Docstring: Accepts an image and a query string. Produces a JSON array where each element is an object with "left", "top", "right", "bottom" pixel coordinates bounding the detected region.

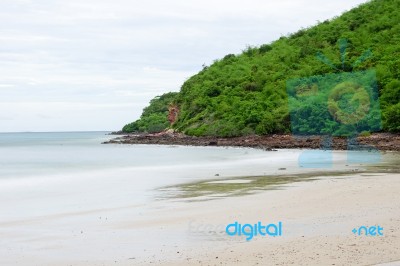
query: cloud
[{"left": 0, "top": 0, "right": 369, "bottom": 131}]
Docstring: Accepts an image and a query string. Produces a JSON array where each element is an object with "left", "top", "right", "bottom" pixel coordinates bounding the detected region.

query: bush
[{"left": 384, "top": 103, "right": 400, "bottom": 132}]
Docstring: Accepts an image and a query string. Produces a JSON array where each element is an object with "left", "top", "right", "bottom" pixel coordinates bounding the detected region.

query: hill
[{"left": 122, "top": 0, "right": 400, "bottom": 137}]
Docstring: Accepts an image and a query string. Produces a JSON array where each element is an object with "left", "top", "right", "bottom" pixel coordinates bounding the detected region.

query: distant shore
[{"left": 103, "top": 132, "right": 400, "bottom": 151}]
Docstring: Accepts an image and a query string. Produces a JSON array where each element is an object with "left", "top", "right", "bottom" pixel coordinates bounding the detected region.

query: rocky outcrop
[
  {"left": 168, "top": 104, "right": 179, "bottom": 125},
  {"left": 103, "top": 132, "right": 400, "bottom": 151}
]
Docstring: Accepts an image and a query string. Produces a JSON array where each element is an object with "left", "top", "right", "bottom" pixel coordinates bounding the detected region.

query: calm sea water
[
  {"left": 0, "top": 132, "right": 310, "bottom": 217},
  {"left": 0, "top": 132, "right": 372, "bottom": 200},
  {"left": 0, "top": 131, "right": 308, "bottom": 179},
  {"left": 0, "top": 131, "right": 351, "bottom": 219}
]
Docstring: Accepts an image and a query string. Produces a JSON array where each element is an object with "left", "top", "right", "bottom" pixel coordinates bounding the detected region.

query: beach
[
  {"left": 0, "top": 133, "right": 399, "bottom": 266},
  {"left": 155, "top": 172, "right": 400, "bottom": 266},
  {"left": 2, "top": 171, "right": 399, "bottom": 266}
]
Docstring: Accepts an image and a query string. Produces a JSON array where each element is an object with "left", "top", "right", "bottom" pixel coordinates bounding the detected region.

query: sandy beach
[
  {"left": 145, "top": 172, "right": 400, "bottom": 266},
  {"left": 4, "top": 171, "right": 398, "bottom": 266}
]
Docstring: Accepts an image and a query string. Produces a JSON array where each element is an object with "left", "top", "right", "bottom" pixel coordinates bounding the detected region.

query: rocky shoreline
[{"left": 103, "top": 131, "right": 400, "bottom": 151}]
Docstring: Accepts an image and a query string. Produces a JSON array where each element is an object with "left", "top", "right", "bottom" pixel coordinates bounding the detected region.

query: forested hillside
[{"left": 123, "top": 0, "right": 400, "bottom": 136}]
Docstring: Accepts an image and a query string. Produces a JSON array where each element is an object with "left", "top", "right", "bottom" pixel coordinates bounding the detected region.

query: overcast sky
[{"left": 0, "top": 0, "right": 368, "bottom": 132}]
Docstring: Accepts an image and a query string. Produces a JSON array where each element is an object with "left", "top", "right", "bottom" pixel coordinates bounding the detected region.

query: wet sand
[
  {"left": 2, "top": 171, "right": 398, "bottom": 266},
  {"left": 0, "top": 149, "right": 399, "bottom": 266},
  {"left": 149, "top": 172, "right": 400, "bottom": 266}
]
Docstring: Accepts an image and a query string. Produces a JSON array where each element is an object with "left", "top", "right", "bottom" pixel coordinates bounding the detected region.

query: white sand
[
  {"left": 143, "top": 173, "right": 400, "bottom": 266},
  {"left": 1, "top": 172, "right": 399, "bottom": 266}
]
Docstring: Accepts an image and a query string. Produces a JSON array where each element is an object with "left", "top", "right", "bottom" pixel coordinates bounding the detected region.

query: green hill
[{"left": 123, "top": 0, "right": 400, "bottom": 136}]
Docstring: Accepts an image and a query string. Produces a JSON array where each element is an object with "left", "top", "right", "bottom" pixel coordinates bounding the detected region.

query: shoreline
[
  {"left": 16, "top": 171, "right": 398, "bottom": 266},
  {"left": 103, "top": 132, "right": 400, "bottom": 151}
]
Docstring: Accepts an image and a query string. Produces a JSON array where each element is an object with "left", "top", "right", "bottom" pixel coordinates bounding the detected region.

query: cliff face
[{"left": 168, "top": 104, "right": 179, "bottom": 125}]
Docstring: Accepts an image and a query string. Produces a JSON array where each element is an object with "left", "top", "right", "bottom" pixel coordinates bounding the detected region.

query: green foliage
[
  {"left": 287, "top": 70, "right": 382, "bottom": 136},
  {"left": 123, "top": 0, "right": 400, "bottom": 136},
  {"left": 383, "top": 103, "right": 400, "bottom": 132},
  {"left": 380, "top": 79, "right": 400, "bottom": 107},
  {"left": 122, "top": 92, "right": 178, "bottom": 133}
]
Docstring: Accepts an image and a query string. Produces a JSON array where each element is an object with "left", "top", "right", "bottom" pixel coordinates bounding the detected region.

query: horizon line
[{"left": 0, "top": 130, "right": 113, "bottom": 134}]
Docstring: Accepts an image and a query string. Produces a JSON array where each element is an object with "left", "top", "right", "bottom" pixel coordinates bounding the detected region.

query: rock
[
  {"left": 102, "top": 132, "right": 400, "bottom": 151},
  {"left": 168, "top": 105, "right": 179, "bottom": 124}
]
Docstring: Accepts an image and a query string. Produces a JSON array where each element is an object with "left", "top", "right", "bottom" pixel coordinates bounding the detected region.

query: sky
[{"left": 0, "top": 0, "right": 369, "bottom": 132}]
